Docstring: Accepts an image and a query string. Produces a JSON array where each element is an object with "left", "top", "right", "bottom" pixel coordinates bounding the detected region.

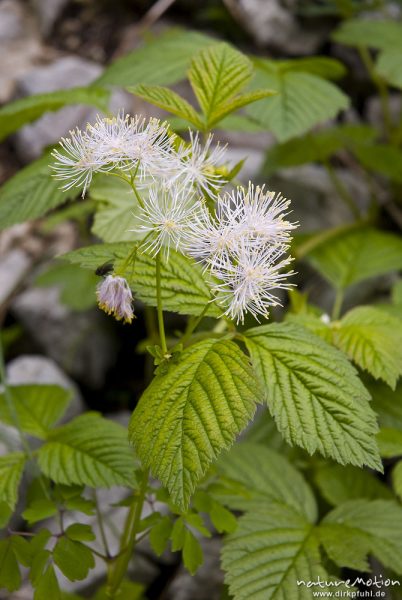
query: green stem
[
  {"left": 106, "top": 469, "right": 149, "bottom": 598},
  {"left": 179, "top": 304, "right": 210, "bottom": 347},
  {"left": 94, "top": 489, "right": 111, "bottom": 559},
  {"left": 323, "top": 161, "right": 361, "bottom": 219},
  {"left": 331, "top": 288, "right": 344, "bottom": 320},
  {"left": 155, "top": 253, "right": 168, "bottom": 355},
  {"left": 359, "top": 46, "right": 393, "bottom": 140}
]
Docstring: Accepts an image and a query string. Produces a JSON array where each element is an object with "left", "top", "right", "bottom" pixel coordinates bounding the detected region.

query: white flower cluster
[{"left": 53, "top": 112, "right": 297, "bottom": 324}]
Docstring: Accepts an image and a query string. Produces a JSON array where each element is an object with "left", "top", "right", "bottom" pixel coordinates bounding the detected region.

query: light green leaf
[
  {"left": 244, "top": 323, "right": 382, "bottom": 470},
  {"left": 129, "top": 84, "right": 203, "bottom": 128},
  {"left": 182, "top": 529, "right": 203, "bottom": 575},
  {"left": 0, "top": 384, "right": 71, "bottom": 439},
  {"left": 65, "top": 524, "right": 96, "bottom": 542},
  {"left": 62, "top": 241, "right": 133, "bottom": 270},
  {"left": 22, "top": 499, "right": 58, "bottom": 524},
  {"left": 332, "top": 19, "right": 402, "bottom": 50},
  {"left": 208, "top": 89, "right": 276, "bottom": 128},
  {"left": 38, "top": 413, "right": 137, "bottom": 488},
  {"left": 222, "top": 504, "right": 329, "bottom": 600},
  {"left": 34, "top": 564, "right": 61, "bottom": 600},
  {"left": 217, "top": 442, "right": 317, "bottom": 520},
  {"left": 322, "top": 499, "right": 402, "bottom": 574},
  {"left": 376, "top": 49, "right": 402, "bottom": 89},
  {"left": 129, "top": 338, "right": 262, "bottom": 509},
  {"left": 188, "top": 43, "right": 253, "bottom": 127},
  {"left": 248, "top": 59, "right": 349, "bottom": 141},
  {"left": 97, "top": 28, "right": 213, "bottom": 87},
  {"left": 392, "top": 461, "right": 402, "bottom": 500},
  {"left": 306, "top": 227, "right": 402, "bottom": 290},
  {"left": 53, "top": 537, "right": 95, "bottom": 581},
  {"left": 0, "top": 453, "right": 26, "bottom": 510},
  {"left": 392, "top": 280, "right": 402, "bottom": 305},
  {"left": 0, "top": 385, "right": 71, "bottom": 440},
  {"left": 353, "top": 143, "right": 402, "bottom": 183},
  {"left": 0, "top": 87, "right": 110, "bottom": 142},
  {"left": 36, "top": 263, "right": 99, "bottom": 311},
  {"left": 0, "top": 151, "right": 73, "bottom": 229},
  {"left": 314, "top": 464, "right": 392, "bottom": 506},
  {"left": 276, "top": 56, "right": 347, "bottom": 79},
  {"left": 333, "top": 306, "right": 402, "bottom": 388},
  {"left": 209, "top": 503, "right": 237, "bottom": 534},
  {"left": 377, "top": 428, "right": 402, "bottom": 458}
]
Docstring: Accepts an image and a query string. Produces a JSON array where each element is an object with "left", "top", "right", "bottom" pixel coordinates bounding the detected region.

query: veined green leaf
[
  {"left": 129, "top": 338, "right": 262, "bottom": 509},
  {"left": 0, "top": 453, "right": 26, "bottom": 510},
  {"left": 38, "top": 413, "right": 137, "bottom": 488},
  {"left": 369, "top": 379, "right": 402, "bottom": 430},
  {"left": 0, "top": 152, "right": 73, "bottom": 229},
  {"left": 392, "top": 461, "right": 402, "bottom": 500},
  {"left": 306, "top": 227, "right": 402, "bottom": 290},
  {"left": 244, "top": 323, "right": 382, "bottom": 470},
  {"left": 353, "top": 143, "right": 402, "bottom": 183},
  {"left": 248, "top": 59, "right": 349, "bottom": 141},
  {"left": 0, "top": 87, "right": 110, "bottom": 142},
  {"left": 36, "top": 263, "right": 99, "bottom": 311},
  {"left": 217, "top": 442, "right": 317, "bottom": 520},
  {"left": 188, "top": 43, "right": 253, "bottom": 127},
  {"left": 332, "top": 19, "right": 402, "bottom": 50},
  {"left": 333, "top": 306, "right": 402, "bottom": 388},
  {"left": 53, "top": 537, "right": 95, "bottom": 581},
  {"left": 129, "top": 84, "right": 203, "bottom": 128},
  {"left": 62, "top": 241, "right": 134, "bottom": 270},
  {"left": 0, "top": 385, "right": 71, "bottom": 439},
  {"left": 321, "top": 499, "right": 402, "bottom": 574},
  {"left": 376, "top": 49, "right": 402, "bottom": 89},
  {"left": 97, "top": 29, "right": 213, "bottom": 87},
  {"left": 207, "top": 89, "right": 276, "bottom": 128},
  {"left": 377, "top": 428, "right": 402, "bottom": 458},
  {"left": 0, "top": 538, "right": 22, "bottom": 592},
  {"left": 276, "top": 56, "right": 347, "bottom": 79}
]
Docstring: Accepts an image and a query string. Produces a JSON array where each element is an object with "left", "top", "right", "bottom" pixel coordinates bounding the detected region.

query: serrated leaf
[
  {"left": 0, "top": 384, "right": 71, "bottom": 439},
  {"left": 314, "top": 464, "right": 392, "bottom": 506},
  {"left": 322, "top": 499, "right": 402, "bottom": 574},
  {"left": 38, "top": 413, "right": 137, "bottom": 488},
  {"left": 244, "top": 323, "right": 382, "bottom": 470},
  {"left": 97, "top": 28, "right": 213, "bottom": 87},
  {"left": 376, "top": 49, "right": 402, "bottom": 89},
  {"left": 34, "top": 564, "right": 61, "bottom": 600},
  {"left": 0, "top": 453, "right": 26, "bottom": 510},
  {"left": 53, "top": 537, "right": 95, "bottom": 581},
  {"left": 188, "top": 43, "right": 253, "bottom": 128},
  {"left": 210, "top": 503, "right": 237, "bottom": 534},
  {"left": 392, "top": 461, "right": 402, "bottom": 500},
  {"left": 62, "top": 241, "right": 133, "bottom": 270},
  {"left": 0, "top": 151, "right": 74, "bottom": 229},
  {"left": 23, "top": 499, "right": 58, "bottom": 524},
  {"left": 307, "top": 227, "right": 402, "bottom": 289},
  {"left": 222, "top": 504, "right": 330, "bottom": 600},
  {"left": 333, "top": 307, "right": 402, "bottom": 388},
  {"left": 182, "top": 529, "right": 203, "bottom": 575},
  {"left": 129, "top": 338, "right": 262, "bottom": 509},
  {"left": 65, "top": 524, "right": 95, "bottom": 542},
  {"left": 129, "top": 84, "right": 203, "bottom": 128},
  {"left": 332, "top": 19, "right": 402, "bottom": 50},
  {"left": 217, "top": 442, "right": 317, "bottom": 520},
  {"left": 0, "top": 87, "right": 110, "bottom": 142},
  {"left": 248, "top": 59, "right": 349, "bottom": 141},
  {"left": 377, "top": 428, "right": 402, "bottom": 458},
  {"left": 0, "top": 538, "right": 22, "bottom": 592},
  {"left": 208, "top": 89, "right": 276, "bottom": 128}
]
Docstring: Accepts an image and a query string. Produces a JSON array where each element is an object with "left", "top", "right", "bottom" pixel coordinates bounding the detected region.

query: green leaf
[
  {"left": 0, "top": 384, "right": 71, "bottom": 439},
  {"left": 34, "top": 564, "right": 61, "bottom": 600},
  {"left": 36, "top": 263, "right": 99, "bottom": 311},
  {"left": 333, "top": 306, "right": 402, "bottom": 388},
  {"left": 217, "top": 442, "right": 317, "bottom": 520},
  {"left": 129, "top": 338, "right": 262, "bottom": 509},
  {"left": 188, "top": 43, "right": 254, "bottom": 128},
  {"left": 314, "top": 464, "right": 392, "bottom": 506},
  {"left": 248, "top": 59, "right": 349, "bottom": 141},
  {"left": 23, "top": 499, "right": 58, "bottom": 524},
  {"left": 208, "top": 89, "right": 276, "bottom": 128},
  {"left": 306, "top": 227, "right": 402, "bottom": 290},
  {"left": 182, "top": 529, "right": 203, "bottom": 575},
  {"left": 322, "top": 499, "right": 402, "bottom": 574},
  {"left": 222, "top": 504, "right": 330, "bottom": 600},
  {"left": 0, "top": 151, "right": 73, "bottom": 229},
  {"left": 0, "top": 538, "right": 22, "bottom": 592},
  {"left": 93, "top": 581, "right": 144, "bottom": 600},
  {"left": 129, "top": 84, "right": 203, "bottom": 128},
  {"left": 276, "top": 56, "right": 347, "bottom": 79},
  {"left": 0, "top": 87, "right": 110, "bottom": 142},
  {"left": 210, "top": 503, "right": 237, "bottom": 534},
  {"left": 38, "top": 413, "right": 137, "bottom": 488},
  {"left": 332, "top": 19, "right": 402, "bottom": 50},
  {"left": 0, "top": 453, "right": 26, "bottom": 510},
  {"left": 53, "top": 537, "right": 95, "bottom": 581},
  {"left": 244, "top": 322, "right": 382, "bottom": 470},
  {"left": 376, "top": 49, "right": 402, "bottom": 89},
  {"left": 377, "top": 428, "right": 402, "bottom": 458},
  {"left": 369, "top": 380, "right": 402, "bottom": 430},
  {"left": 150, "top": 516, "right": 173, "bottom": 556},
  {"left": 62, "top": 241, "right": 133, "bottom": 270},
  {"left": 97, "top": 28, "right": 213, "bottom": 87},
  {"left": 392, "top": 461, "right": 402, "bottom": 500},
  {"left": 353, "top": 143, "right": 402, "bottom": 183},
  {"left": 65, "top": 524, "right": 96, "bottom": 542}
]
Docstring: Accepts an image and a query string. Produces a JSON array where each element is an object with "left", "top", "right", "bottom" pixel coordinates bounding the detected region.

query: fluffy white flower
[
  {"left": 178, "top": 131, "right": 227, "bottom": 197},
  {"left": 211, "top": 243, "right": 294, "bottom": 324},
  {"left": 133, "top": 183, "right": 202, "bottom": 258},
  {"left": 96, "top": 275, "right": 134, "bottom": 323}
]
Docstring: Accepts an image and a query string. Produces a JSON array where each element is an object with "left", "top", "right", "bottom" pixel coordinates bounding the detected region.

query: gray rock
[
  {"left": 32, "top": 0, "right": 70, "bottom": 36},
  {"left": 0, "top": 249, "right": 33, "bottom": 308},
  {"left": 11, "top": 287, "right": 117, "bottom": 388}
]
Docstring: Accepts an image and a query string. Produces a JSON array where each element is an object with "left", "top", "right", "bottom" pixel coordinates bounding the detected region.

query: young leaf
[
  {"left": 306, "top": 227, "right": 402, "bottom": 290},
  {"left": 377, "top": 428, "right": 402, "bottom": 458},
  {"left": 207, "top": 89, "right": 275, "bottom": 128},
  {"left": 0, "top": 151, "right": 74, "bottom": 229},
  {"left": 188, "top": 43, "right": 254, "bottom": 128},
  {"left": 248, "top": 59, "right": 349, "bottom": 141},
  {"left": 34, "top": 564, "right": 61, "bottom": 600},
  {"left": 129, "top": 338, "right": 262, "bottom": 510},
  {"left": 38, "top": 413, "right": 137, "bottom": 488},
  {"left": 0, "top": 87, "right": 110, "bottom": 142},
  {"left": 129, "top": 84, "right": 203, "bottom": 129},
  {"left": 217, "top": 442, "right": 317, "bottom": 520},
  {"left": 0, "top": 384, "right": 71, "bottom": 439},
  {"left": 244, "top": 323, "right": 382, "bottom": 470},
  {"left": 53, "top": 537, "right": 95, "bottom": 581},
  {"left": 321, "top": 499, "right": 402, "bottom": 574},
  {"left": 0, "top": 453, "right": 26, "bottom": 510},
  {"left": 182, "top": 529, "right": 203, "bottom": 575}
]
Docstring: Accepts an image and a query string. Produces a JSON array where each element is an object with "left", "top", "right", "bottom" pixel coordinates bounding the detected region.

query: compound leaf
[{"left": 0, "top": 453, "right": 26, "bottom": 510}]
